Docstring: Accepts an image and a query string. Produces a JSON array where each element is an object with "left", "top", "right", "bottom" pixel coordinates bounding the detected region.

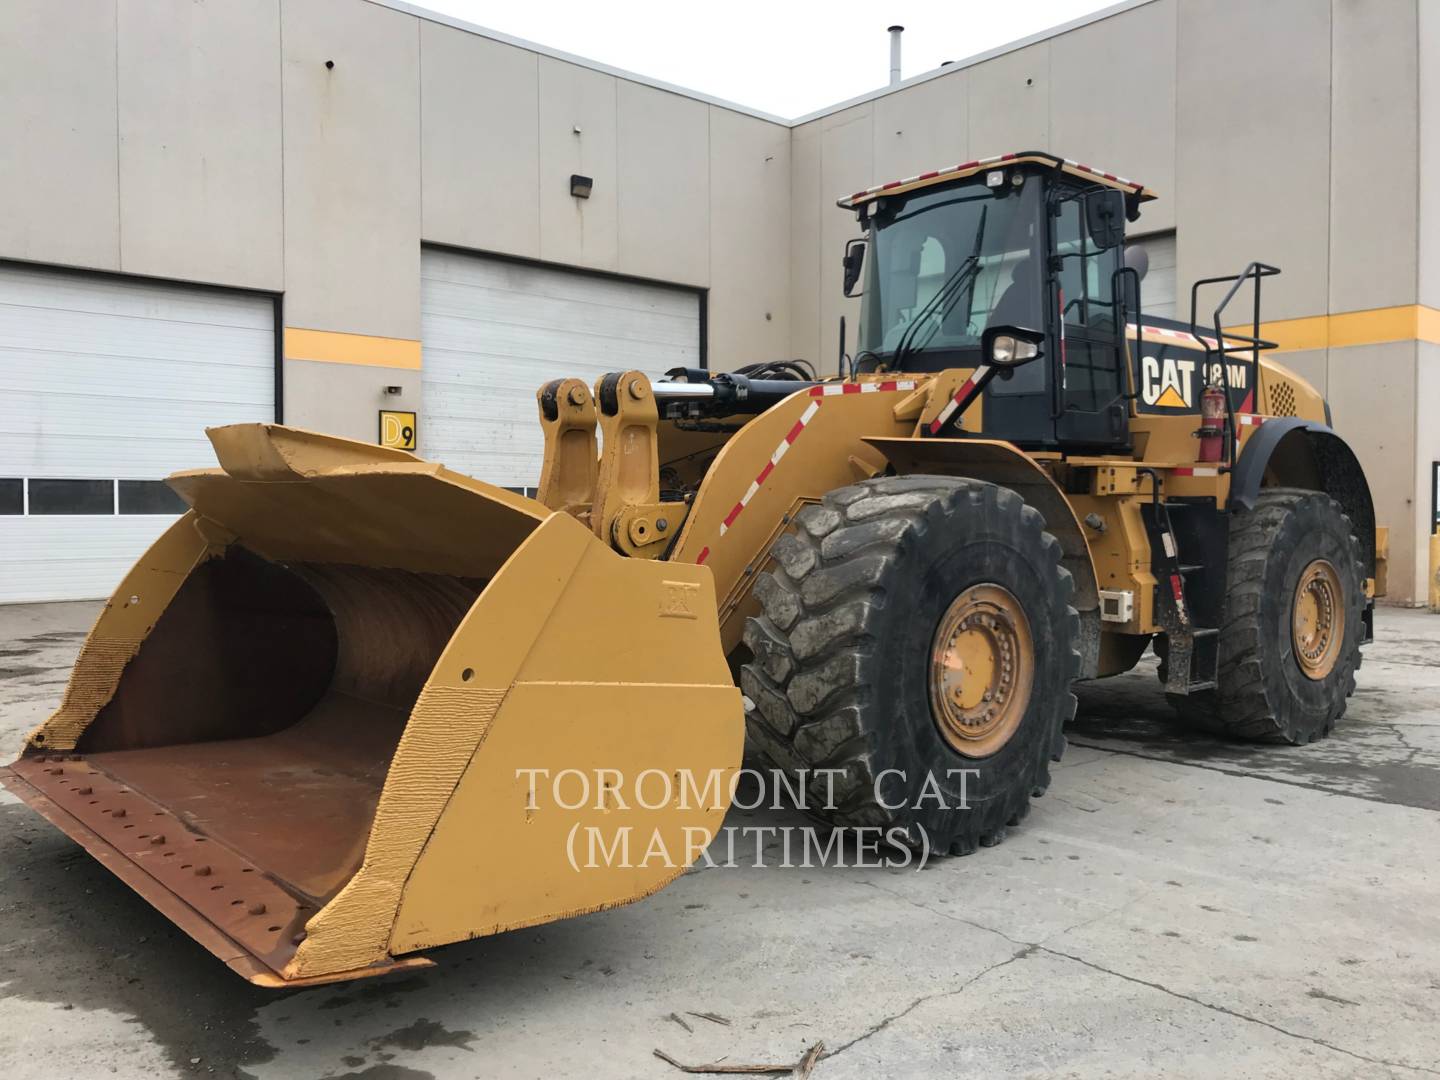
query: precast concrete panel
[
  {"left": 617, "top": 82, "right": 710, "bottom": 287},
  {"left": 420, "top": 22, "right": 541, "bottom": 259},
  {"left": 708, "top": 108, "right": 792, "bottom": 369},
  {"left": 1050, "top": 0, "right": 1176, "bottom": 233},
  {"left": 871, "top": 70, "right": 969, "bottom": 183},
  {"left": 118, "top": 0, "right": 284, "bottom": 290},
  {"left": 817, "top": 108, "right": 873, "bottom": 374},
  {"left": 1328, "top": 0, "right": 1419, "bottom": 314},
  {"left": 0, "top": 0, "right": 120, "bottom": 270},
  {"left": 280, "top": 0, "right": 422, "bottom": 340},
  {"left": 538, "top": 57, "right": 619, "bottom": 271},
  {"left": 787, "top": 124, "right": 824, "bottom": 368},
  {"left": 1328, "top": 340, "right": 1418, "bottom": 602},
  {"left": 1176, "top": 0, "right": 1331, "bottom": 322}
]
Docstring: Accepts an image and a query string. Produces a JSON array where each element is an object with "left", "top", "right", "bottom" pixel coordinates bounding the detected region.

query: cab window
[
  {"left": 1054, "top": 195, "right": 1124, "bottom": 412},
  {"left": 859, "top": 178, "right": 1043, "bottom": 370}
]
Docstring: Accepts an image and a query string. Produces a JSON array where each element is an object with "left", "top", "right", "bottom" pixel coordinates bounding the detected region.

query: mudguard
[{"left": 1229, "top": 418, "right": 1376, "bottom": 576}]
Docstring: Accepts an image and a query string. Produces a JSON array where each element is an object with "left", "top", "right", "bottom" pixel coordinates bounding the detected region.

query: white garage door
[
  {"left": 421, "top": 249, "right": 701, "bottom": 489},
  {"left": 0, "top": 264, "right": 275, "bottom": 603},
  {"left": 1130, "top": 231, "right": 1178, "bottom": 320}
]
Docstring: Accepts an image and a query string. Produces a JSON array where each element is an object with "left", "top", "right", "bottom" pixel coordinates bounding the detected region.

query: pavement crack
[
  {"left": 1037, "top": 945, "right": 1440, "bottom": 1076},
  {"left": 863, "top": 868, "right": 1165, "bottom": 956},
  {"left": 1374, "top": 721, "right": 1426, "bottom": 764},
  {"left": 821, "top": 945, "right": 1037, "bottom": 1062},
  {"left": 1036, "top": 887, "right": 1164, "bottom": 946},
  {"left": 856, "top": 880, "right": 1440, "bottom": 1074},
  {"left": 858, "top": 879, "right": 1030, "bottom": 949}
]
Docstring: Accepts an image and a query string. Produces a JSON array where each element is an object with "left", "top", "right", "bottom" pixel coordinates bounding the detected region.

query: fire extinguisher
[{"left": 1197, "top": 385, "right": 1226, "bottom": 463}]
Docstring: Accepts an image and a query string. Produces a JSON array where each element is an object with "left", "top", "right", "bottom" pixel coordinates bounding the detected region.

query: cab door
[{"left": 1051, "top": 193, "right": 1130, "bottom": 450}]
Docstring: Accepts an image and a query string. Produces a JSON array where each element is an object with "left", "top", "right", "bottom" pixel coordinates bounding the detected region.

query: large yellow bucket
[{"left": 1, "top": 425, "right": 742, "bottom": 986}]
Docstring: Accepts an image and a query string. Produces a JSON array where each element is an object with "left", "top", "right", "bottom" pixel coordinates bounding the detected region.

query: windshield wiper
[
  {"left": 893, "top": 258, "right": 983, "bottom": 369},
  {"left": 893, "top": 205, "right": 987, "bottom": 370}
]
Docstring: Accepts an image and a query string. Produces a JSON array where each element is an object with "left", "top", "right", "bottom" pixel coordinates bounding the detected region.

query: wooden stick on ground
[
  {"left": 793, "top": 1042, "right": 825, "bottom": 1080},
  {"left": 653, "top": 1049, "right": 792, "bottom": 1075},
  {"left": 653, "top": 1041, "right": 826, "bottom": 1077}
]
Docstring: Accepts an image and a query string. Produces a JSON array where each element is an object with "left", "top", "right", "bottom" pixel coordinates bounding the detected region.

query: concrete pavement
[{"left": 1, "top": 602, "right": 1436, "bottom": 1079}]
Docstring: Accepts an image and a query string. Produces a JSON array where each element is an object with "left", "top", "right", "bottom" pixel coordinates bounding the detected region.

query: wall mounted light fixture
[{"left": 570, "top": 174, "right": 593, "bottom": 199}]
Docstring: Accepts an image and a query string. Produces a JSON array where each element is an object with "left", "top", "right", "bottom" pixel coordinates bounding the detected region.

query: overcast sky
[{"left": 416, "top": 0, "right": 1121, "bottom": 118}]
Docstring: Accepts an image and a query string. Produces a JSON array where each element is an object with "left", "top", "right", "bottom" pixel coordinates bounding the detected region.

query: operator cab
[{"left": 841, "top": 152, "right": 1154, "bottom": 452}]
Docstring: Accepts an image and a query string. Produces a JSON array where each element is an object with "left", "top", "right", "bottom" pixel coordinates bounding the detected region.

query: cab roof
[{"left": 837, "top": 151, "right": 1158, "bottom": 209}]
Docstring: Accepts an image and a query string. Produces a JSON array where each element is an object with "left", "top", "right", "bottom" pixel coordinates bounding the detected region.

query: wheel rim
[
  {"left": 929, "top": 583, "right": 1034, "bottom": 758},
  {"left": 1292, "top": 558, "right": 1344, "bottom": 680}
]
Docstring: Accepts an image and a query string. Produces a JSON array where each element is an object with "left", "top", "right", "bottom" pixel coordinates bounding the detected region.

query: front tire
[
  {"left": 740, "top": 476, "right": 1079, "bottom": 855},
  {"left": 1167, "top": 488, "right": 1364, "bottom": 743}
]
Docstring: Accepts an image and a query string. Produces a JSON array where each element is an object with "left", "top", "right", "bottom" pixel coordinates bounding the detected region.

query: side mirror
[
  {"left": 842, "top": 239, "right": 866, "bottom": 297},
  {"left": 982, "top": 325, "right": 1044, "bottom": 367},
  {"left": 1084, "top": 189, "right": 1126, "bottom": 251}
]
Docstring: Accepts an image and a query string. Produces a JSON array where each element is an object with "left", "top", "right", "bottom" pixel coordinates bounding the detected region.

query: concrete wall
[
  {"left": 0, "top": 1, "right": 121, "bottom": 270},
  {"left": 1330, "top": 0, "right": 1420, "bottom": 314},
  {"left": 789, "top": 0, "right": 1181, "bottom": 371},
  {"left": 1421, "top": 3, "right": 1440, "bottom": 600},
  {"left": 785, "top": 0, "right": 1434, "bottom": 601},
  {"left": 1414, "top": 343, "right": 1440, "bottom": 592},
  {"left": 282, "top": 0, "right": 421, "bottom": 343},
  {"left": 1421, "top": 0, "right": 1440, "bottom": 311},
  {"left": 118, "top": 0, "right": 285, "bottom": 291},
  {"left": 0, "top": 0, "right": 793, "bottom": 440},
  {"left": 1327, "top": 341, "right": 1419, "bottom": 597},
  {"left": 0, "top": 0, "right": 1433, "bottom": 599},
  {"left": 790, "top": 0, "right": 1424, "bottom": 361}
]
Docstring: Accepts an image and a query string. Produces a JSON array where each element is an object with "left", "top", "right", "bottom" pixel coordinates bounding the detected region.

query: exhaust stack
[{"left": 888, "top": 25, "right": 904, "bottom": 86}]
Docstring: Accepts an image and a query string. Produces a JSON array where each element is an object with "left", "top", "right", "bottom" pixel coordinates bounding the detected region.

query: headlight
[{"left": 990, "top": 334, "right": 1040, "bottom": 366}]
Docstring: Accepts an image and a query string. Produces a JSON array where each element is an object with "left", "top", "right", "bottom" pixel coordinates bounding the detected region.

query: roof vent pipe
[{"left": 888, "top": 25, "right": 904, "bottom": 86}]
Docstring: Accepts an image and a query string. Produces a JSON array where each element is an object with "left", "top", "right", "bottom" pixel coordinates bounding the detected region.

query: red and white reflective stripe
[
  {"left": 1128, "top": 322, "right": 1223, "bottom": 351},
  {"left": 807, "top": 379, "right": 917, "bottom": 397},
  {"left": 1072, "top": 161, "right": 1139, "bottom": 185},
  {"left": 1169, "top": 573, "right": 1188, "bottom": 619},
  {"left": 718, "top": 399, "right": 823, "bottom": 537},
  {"left": 927, "top": 366, "right": 990, "bottom": 435},
  {"left": 844, "top": 153, "right": 1146, "bottom": 205},
  {"left": 1238, "top": 413, "right": 1268, "bottom": 427},
  {"left": 1171, "top": 466, "right": 1220, "bottom": 477},
  {"left": 696, "top": 383, "right": 917, "bottom": 565}
]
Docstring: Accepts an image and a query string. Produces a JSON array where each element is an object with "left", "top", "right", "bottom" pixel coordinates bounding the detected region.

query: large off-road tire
[
  {"left": 1164, "top": 488, "right": 1364, "bottom": 743},
  {"left": 740, "top": 476, "right": 1080, "bottom": 855}
]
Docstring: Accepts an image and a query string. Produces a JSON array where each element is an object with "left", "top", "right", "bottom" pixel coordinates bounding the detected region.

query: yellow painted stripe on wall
[
  {"left": 285, "top": 327, "right": 422, "bottom": 369},
  {"left": 1233, "top": 305, "right": 1440, "bottom": 353},
  {"left": 1418, "top": 305, "right": 1440, "bottom": 346}
]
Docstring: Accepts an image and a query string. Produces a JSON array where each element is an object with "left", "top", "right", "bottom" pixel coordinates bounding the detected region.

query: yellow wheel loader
[{"left": 3, "top": 151, "right": 1382, "bottom": 987}]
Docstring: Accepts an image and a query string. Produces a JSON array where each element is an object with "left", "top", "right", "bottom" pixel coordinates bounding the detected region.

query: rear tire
[
  {"left": 740, "top": 476, "right": 1079, "bottom": 855},
  {"left": 1164, "top": 488, "right": 1364, "bottom": 743}
]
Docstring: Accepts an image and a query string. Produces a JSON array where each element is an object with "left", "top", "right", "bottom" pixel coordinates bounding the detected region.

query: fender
[
  {"left": 864, "top": 436, "right": 1103, "bottom": 678},
  {"left": 1229, "top": 418, "right": 1376, "bottom": 575}
]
